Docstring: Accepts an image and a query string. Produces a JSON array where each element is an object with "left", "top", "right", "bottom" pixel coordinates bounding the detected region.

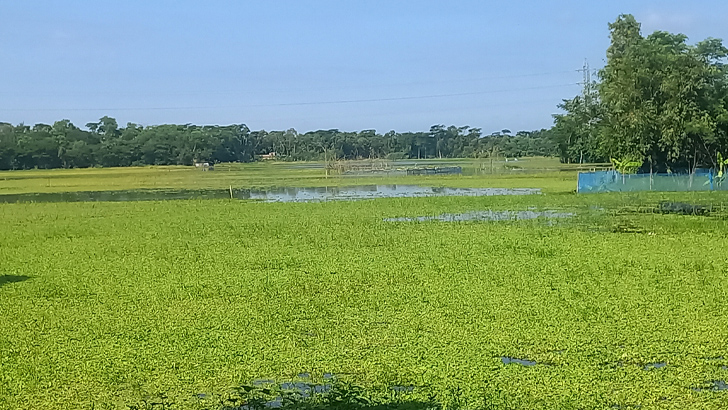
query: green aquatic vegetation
[{"left": 1, "top": 193, "right": 728, "bottom": 409}]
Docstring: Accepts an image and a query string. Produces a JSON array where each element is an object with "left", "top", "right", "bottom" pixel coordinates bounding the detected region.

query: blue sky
[{"left": 1, "top": 1, "right": 727, "bottom": 133}]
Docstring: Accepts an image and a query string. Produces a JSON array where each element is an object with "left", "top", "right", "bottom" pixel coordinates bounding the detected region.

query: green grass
[
  {"left": 2, "top": 190, "right": 728, "bottom": 409},
  {"left": 0, "top": 157, "right": 585, "bottom": 195}
]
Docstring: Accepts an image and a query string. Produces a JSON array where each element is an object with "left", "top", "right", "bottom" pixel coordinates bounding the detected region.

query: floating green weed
[{"left": 1, "top": 193, "right": 728, "bottom": 409}]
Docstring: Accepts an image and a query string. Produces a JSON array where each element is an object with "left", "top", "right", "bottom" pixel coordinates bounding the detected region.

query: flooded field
[
  {"left": 3, "top": 183, "right": 728, "bottom": 409},
  {"left": 0, "top": 185, "right": 540, "bottom": 203}
]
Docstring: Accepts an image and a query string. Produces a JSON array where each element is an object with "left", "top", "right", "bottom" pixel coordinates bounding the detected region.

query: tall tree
[{"left": 598, "top": 14, "right": 728, "bottom": 171}]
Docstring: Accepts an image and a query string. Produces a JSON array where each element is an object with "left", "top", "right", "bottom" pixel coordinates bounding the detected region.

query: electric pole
[{"left": 580, "top": 59, "right": 591, "bottom": 103}]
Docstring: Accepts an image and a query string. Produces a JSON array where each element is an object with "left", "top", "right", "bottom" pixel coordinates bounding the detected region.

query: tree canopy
[
  {"left": 554, "top": 14, "right": 728, "bottom": 171},
  {"left": 0, "top": 121, "right": 556, "bottom": 170}
]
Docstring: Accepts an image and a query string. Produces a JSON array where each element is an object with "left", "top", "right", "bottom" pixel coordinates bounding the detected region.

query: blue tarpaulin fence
[{"left": 577, "top": 169, "right": 727, "bottom": 193}]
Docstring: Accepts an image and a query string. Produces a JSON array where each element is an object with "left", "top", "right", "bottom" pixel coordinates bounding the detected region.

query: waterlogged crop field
[
  {"left": 0, "top": 157, "right": 582, "bottom": 195},
  {"left": 2, "top": 177, "right": 728, "bottom": 409}
]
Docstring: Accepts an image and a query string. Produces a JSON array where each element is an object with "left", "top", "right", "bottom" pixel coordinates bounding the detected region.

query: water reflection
[
  {"left": 501, "top": 356, "right": 538, "bottom": 367},
  {"left": 0, "top": 185, "right": 540, "bottom": 204},
  {"left": 240, "top": 186, "right": 539, "bottom": 202}
]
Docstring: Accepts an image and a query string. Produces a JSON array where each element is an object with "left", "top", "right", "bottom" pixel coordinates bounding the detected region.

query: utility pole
[
  {"left": 579, "top": 59, "right": 591, "bottom": 103},
  {"left": 577, "top": 59, "right": 595, "bottom": 165}
]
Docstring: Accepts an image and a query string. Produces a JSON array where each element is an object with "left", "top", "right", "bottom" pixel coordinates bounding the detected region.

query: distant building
[{"left": 261, "top": 152, "right": 277, "bottom": 160}]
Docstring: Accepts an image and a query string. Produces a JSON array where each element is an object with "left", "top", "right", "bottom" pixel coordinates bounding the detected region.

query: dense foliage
[
  {"left": 0, "top": 118, "right": 556, "bottom": 170},
  {"left": 553, "top": 14, "right": 728, "bottom": 171}
]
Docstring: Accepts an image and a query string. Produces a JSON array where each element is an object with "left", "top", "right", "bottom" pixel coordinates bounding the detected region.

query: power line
[
  {"left": 0, "top": 69, "right": 579, "bottom": 97},
  {"left": 271, "top": 97, "right": 569, "bottom": 124},
  {"left": 0, "top": 83, "right": 580, "bottom": 112}
]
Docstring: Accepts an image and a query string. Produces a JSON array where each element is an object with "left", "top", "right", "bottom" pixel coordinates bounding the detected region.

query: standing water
[{"left": 0, "top": 185, "right": 540, "bottom": 203}]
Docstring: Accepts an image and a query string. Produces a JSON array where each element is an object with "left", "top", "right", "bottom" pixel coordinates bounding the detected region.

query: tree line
[
  {"left": 553, "top": 14, "right": 728, "bottom": 172},
  {"left": 0, "top": 117, "right": 556, "bottom": 170}
]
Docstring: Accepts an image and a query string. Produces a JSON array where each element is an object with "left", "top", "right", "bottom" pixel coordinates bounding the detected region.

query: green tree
[
  {"left": 598, "top": 14, "right": 728, "bottom": 172},
  {"left": 552, "top": 93, "right": 603, "bottom": 163}
]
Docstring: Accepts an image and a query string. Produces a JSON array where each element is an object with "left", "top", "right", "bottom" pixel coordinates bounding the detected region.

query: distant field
[{"left": 0, "top": 157, "right": 598, "bottom": 195}]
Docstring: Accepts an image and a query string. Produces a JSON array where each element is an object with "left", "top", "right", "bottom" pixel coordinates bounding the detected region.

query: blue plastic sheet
[{"left": 577, "top": 169, "right": 722, "bottom": 193}]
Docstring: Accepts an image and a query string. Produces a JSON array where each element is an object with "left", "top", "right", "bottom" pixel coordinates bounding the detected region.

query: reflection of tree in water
[{"left": 0, "top": 186, "right": 541, "bottom": 204}]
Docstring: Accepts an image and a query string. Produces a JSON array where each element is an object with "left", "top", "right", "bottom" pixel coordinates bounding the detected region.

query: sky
[{"left": 1, "top": 1, "right": 727, "bottom": 134}]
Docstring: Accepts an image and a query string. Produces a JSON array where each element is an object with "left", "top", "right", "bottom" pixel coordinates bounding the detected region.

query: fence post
[{"left": 576, "top": 172, "right": 581, "bottom": 193}]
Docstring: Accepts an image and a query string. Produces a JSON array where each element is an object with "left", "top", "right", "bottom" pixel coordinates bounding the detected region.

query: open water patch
[
  {"left": 643, "top": 362, "right": 667, "bottom": 370},
  {"left": 242, "top": 185, "right": 540, "bottom": 202},
  {"left": 0, "top": 185, "right": 540, "bottom": 204},
  {"left": 693, "top": 380, "right": 728, "bottom": 392},
  {"left": 385, "top": 210, "right": 573, "bottom": 223},
  {"left": 501, "top": 356, "right": 538, "bottom": 367}
]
